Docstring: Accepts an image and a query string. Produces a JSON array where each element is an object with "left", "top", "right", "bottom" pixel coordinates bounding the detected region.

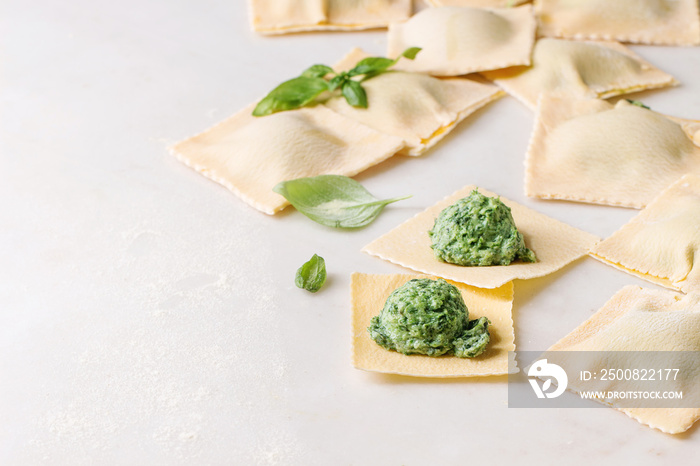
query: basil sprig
[
  {"left": 252, "top": 47, "right": 421, "bottom": 117},
  {"left": 273, "top": 175, "right": 411, "bottom": 229},
  {"left": 295, "top": 254, "right": 327, "bottom": 293}
]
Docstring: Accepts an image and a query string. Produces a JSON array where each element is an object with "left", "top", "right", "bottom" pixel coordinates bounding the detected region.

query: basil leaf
[
  {"left": 400, "top": 47, "right": 422, "bottom": 60},
  {"left": 295, "top": 254, "right": 326, "bottom": 292},
  {"left": 347, "top": 47, "right": 421, "bottom": 77},
  {"left": 327, "top": 73, "right": 348, "bottom": 91},
  {"left": 252, "top": 76, "right": 329, "bottom": 116},
  {"left": 254, "top": 48, "right": 420, "bottom": 116},
  {"left": 342, "top": 80, "right": 368, "bottom": 108},
  {"left": 273, "top": 175, "right": 411, "bottom": 228},
  {"left": 301, "top": 64, "right": 334, "bottom": 79},
  {"left": 626, "top": 99, "right": 650, "bottom": 110},
  {"left": 347, "top": 57, "right": 396, "bottom": 77}
]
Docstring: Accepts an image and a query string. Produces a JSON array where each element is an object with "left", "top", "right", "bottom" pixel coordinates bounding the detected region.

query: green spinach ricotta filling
[
  {"left": 368, "top": 278, "right": 490, "bottom": 358},
  {"left": 428, "top": 190, "right": 536, "bottom": 266}
]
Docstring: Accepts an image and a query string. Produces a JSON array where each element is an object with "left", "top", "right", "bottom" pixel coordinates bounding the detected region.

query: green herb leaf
[
  {"left": 252, "top": 76, "right": 329, "bottom": 116},
  {"left": 625, "top": 99, "right": 651, "bottom": 110},
  {"left": 399, "top": 47, "right": 422, "bottom": 60},
  {"left": 348, "top": 47, "right": 422, "bottom": 77},
  {"left": 327, "top": 73, "right": 348, "bottom": 91},
  {"left": 295, "top": 254, "right": 326, "bottom": 292},
  {"left": 253, "top": 48, "right": 420, "bottom": 117},
  {"left": 273, "top": 175, "right": 411, "bottom": 228},
  {"left": 341, "top": 80, "right": 368, "bottom": 108},
  {"left": 301, "top": 64, "right": 334, "bottom": 79},
  {"left": 347, "top": 57, "right": 396, "bottom": 77}
]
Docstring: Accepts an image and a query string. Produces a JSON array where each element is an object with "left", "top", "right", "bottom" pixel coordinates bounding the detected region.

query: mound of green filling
[
  {"left": 428, "top": 190, "right": 536, "bottom": 266},
  {"left": 368, "top": 278, "right": 490, "bottom": 358}
]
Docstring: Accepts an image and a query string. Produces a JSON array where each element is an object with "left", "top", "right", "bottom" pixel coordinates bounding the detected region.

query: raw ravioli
[
  {"left": 544, "top": 285, "right": 700, "bottom": 434},
  {"left": 481, "top": 38, "right": 677, "bottom": 111},
  {"left": 590, "top": 174, "right": 700, "bottom": 294},
  {"left": 534, "top": 0, "right": 700, "bottom": 45},
  {"left": 427, "top": 0, "right": 529, "bottom": 6},
  {"left": 171, "top": 105, "right": 404, "bottom": 215},
  {"left": 325, "top": 49, "right": 503, "bottom": 155},
  {"left": 249, "top": 0, "right": 412, "bottom": 34},
  {"left": 525, "top": 96, "right": 700, "bottom": 208},
  {"left": 387, "top": 5, "right": 536, "bottom": 76}
]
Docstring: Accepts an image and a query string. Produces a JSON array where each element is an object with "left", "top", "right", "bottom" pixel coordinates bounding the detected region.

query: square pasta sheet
[
  {"left": 526, "top": 95, "right": 700, "bottom": 208},
  {"left": 362, "top": 185, "right": 599, "bottom": 289},
  {"left": 545, "top": 285, "right": 700, "bottom": 434},
  {"left": 249, "top": 0, "right": 412, "bottom": 34},
  {"left": 387, "top": 5, "right": 536, "bottom": 76},
  {"left": 325, "top": 48, "right": 504, "bottom": 156},
  {"left": 534, "top": 0, "right": 700, "bottom": 46},
  {"left": 481, "top": 38, "right": 677, "bottom": 111},
  {"left": 170, "top": 105, "right": 404, "bottom": 215},
  {"left": 590, "top": 174, "right": 700, "bottom": 294},
  {"left": 351, "top": 273, "right": 515, "bottom": 377}
]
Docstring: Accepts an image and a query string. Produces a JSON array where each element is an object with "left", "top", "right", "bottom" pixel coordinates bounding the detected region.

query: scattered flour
[{"left": 17, "top": 209, "right": 301, "bottom": 464}]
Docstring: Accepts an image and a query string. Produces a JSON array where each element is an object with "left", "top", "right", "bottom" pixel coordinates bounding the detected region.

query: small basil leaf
[
  {"left": 342, "top": 80, "right": 368, "bottom": 108},
  {"left": 347, "top": 48, "right": 421, "bottom": 77},
  {"left": 400, "top": 47, "right": 422, "bottom": 60},
  {"left": 301, "top": 64, "right": 334, "bottom": 79},
  {"left": 347, "top": 57, "right": 396, "bottom": 77},
  {"left": 626, "top": 99, "right": 651, "bottom": 110},
  {"left": 252, "top": 76, "right": 329, "bottom": 116},
  {"left": 295, "top": 254, "right": 326, "bottom": 293},
  {"left": 273, "top": 175, "right": 410, "bottom": 229},
  {"left": 327, "top": 73, "right": 348, "bottom": 91}
]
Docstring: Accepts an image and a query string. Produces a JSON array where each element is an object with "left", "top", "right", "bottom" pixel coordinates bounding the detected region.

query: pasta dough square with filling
[
  {"left": 481, "top": 38, "right": 677, "bottom": 111},
  {"left": 351, "top": 273, "right": 515, "bottom": 377},
  {"left": 525, "top": 95, "right": 700, "bottom": 208},
  {"left": 544, "top": 285, "right": 700, "bottom": 434},
  {"left": 427, "top": 0, "right": 529, "bottom": 7},
  {"left": 362, "top": 185, "right": 599, "bottom": 289},
  {"left": 249, "top": 0, "right": 412, "bottom": 35},
  {"left": 590, "top": 174, "right": 700, "bottom": 294},
  {"left": 387, "top": 5, "right": 536, "bottom": 76},
  {"left": 170, "top": 105, "right": 404, "bottom": 215},
  {"left": 534, "top": 0, "right": 700, "bottom": 46},
  {"left": 325, "top": 48, "right": 504, "bottom": 156}
]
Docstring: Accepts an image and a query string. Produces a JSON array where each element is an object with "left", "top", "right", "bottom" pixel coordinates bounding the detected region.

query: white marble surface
[{"left": 1, "top": 0, "right": 699, "bottom": 464}]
